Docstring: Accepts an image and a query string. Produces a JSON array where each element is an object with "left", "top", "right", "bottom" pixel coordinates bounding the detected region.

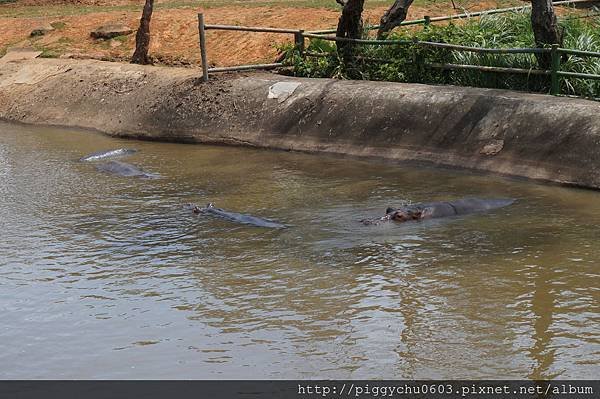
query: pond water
[{"left": 0, "top": 122, "right": 598, "bottom": 379}]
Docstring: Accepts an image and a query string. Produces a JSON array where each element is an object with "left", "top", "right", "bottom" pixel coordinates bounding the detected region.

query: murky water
[{"left": 0, "top": 122, "right": 598, "bottom": 379}]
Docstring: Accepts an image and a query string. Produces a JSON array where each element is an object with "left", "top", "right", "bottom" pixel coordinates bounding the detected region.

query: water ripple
[{"left": 0, "top": 122, "right": 598, "bottom": 379}]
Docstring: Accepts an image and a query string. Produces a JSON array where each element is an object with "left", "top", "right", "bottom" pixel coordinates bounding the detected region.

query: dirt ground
[{"left": 0, "top": 0, "right": 580, "bottom": 67}]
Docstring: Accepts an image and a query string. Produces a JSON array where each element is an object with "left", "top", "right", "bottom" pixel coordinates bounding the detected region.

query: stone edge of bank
[{"left": 1, "top": 58, "right": 599, "bottom": 188}]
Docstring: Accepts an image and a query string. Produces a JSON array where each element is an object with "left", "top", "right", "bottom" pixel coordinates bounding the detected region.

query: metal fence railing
[
  {"left": 196, "top": 0, "right": 600, "bottom": 98},
  {"left": 307, "top": 0, "right": 599, "bottom": 34},
  {"left": 198, "top": 14, "right": 303, "bottom": 81}
]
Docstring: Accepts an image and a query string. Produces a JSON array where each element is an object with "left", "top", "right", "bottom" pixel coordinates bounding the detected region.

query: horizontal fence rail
[
  {"left": 557, "top": 70, "right": 600, "bottom": 80},
  {"left": 208, "top": 63, "right": 283, "bottom": 73},
  {"left": 417, "top": 41, "right": 551, "bottom": 54},
  {"left": 308, "top": 0, "right": 600, "bottom": 35},
  {"left": 301, "top": 32, "right": 411, "bottom": 44},
  {"left": 196, "top": 13, "right": 600, "bottom": 98},
  {"left": 204, "top": 24, "right": 302, "bottom": 34},
  {"left": 558, "top": 47, "right": 600, "bottom": 57},
  {"left": 428, "top": 62, "right": 552, "bottom": 75},
  {"left": 198, "top": 14, "right": 305, "bottom": 81}
]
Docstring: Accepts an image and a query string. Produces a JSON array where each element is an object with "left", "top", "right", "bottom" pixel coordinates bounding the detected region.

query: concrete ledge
[{"left": 1, "top": 58, "right": 600, "bottom": 188}]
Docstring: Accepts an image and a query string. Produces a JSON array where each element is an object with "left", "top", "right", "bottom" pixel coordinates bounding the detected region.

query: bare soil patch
[
  {"left": 16, "top": 0, "right": 136, "bottom": 5},
  {"left": 1, "top": 0, "right": 578, "bottom": 66}
]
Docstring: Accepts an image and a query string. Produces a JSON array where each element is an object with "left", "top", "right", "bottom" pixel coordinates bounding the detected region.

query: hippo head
[{"left": 390, "top": 208, "right": 425, "bottom": 222}]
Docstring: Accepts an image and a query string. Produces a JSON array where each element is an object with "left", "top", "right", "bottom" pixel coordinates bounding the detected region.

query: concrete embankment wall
[{"left": 1, "top": 58, "right": 600, "bottom": 188}]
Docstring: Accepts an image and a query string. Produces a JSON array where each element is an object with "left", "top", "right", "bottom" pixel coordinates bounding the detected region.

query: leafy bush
[{"left": 282, "top": 10, "right": 600, "bottom": 99}]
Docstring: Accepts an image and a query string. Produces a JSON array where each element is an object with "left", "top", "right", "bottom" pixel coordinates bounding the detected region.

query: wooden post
[
  {"left": 295, "top": 30, "right": 305, "bottom": 55},
  {"left": 424, "top": 15, "right": 431, "bottom": 27},
  {"left": 550, "top": 43, "right": 560, "bottom": 95},
  {"left": 198, "top": 13, "right": 209, "bottom": 82},
  {"left": 412, "top": 37, "right": 424, "bottom": 82}
]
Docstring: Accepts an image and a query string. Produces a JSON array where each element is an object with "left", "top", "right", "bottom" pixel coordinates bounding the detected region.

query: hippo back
[
  {"left": 205, "top": 206, "right": 287, "bottom": 229},
  {"left": 95, "top": 160, "right": 157, "bottom": 178},
  {"left": 448, "top": 198, "right": 515, "bottom": 215},
  {"left": 80, "top": 148, "right": 137, "bottom": 162}
]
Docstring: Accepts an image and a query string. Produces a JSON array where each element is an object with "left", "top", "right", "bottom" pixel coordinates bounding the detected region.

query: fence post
[
  {"left": 412, "top": 38, "right": 424, "bottom": 82},
  {"left": 550, "top": 43, "right": 560, "bottom": 95},
  {"left": 424, "top": 15, "right": 431, "bottom": 27},
  {"left": 295, "top": 30, "right": 305, "bottom": 55},
  {"left": 198, "top": 13, "right": 209, "bottom": 82}
]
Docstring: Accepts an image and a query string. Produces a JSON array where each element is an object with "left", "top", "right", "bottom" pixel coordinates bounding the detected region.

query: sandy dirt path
[{"left": 1, "top": 0, "right": 518, "bottom": 66}]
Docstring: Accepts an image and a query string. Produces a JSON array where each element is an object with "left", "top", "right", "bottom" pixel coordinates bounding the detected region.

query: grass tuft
[
  {"left": 283, "top": 10, "right": 600, "bottom": 98},
  {"left": 50, "top": 21, "right": 67, "bottom": 30}
]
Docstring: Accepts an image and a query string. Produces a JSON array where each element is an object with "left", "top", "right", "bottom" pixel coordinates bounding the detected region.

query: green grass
[
  {"left": 0, "top": 0, "right": 520, "bottom": 18},
  {"left": 283, "top": 10, "right": 600, "bottom": 98},
  {"left": 0, "top": 4, "right": 138, "bottom": 18},
  {"left": 0, "top": 0, "right": 344, "bottom": 18},
  {"left": 29, "top": 36, "right": 73, "bottom": 58},
  {"left": 36, "top": 46, "right": 61, "bottom": 57},
  {"left": 50, "top": 21, "right": 66, "bottom": 29},
  {"left": 96, "top": 35, "right": 130, "bottom": 49},
  {"left": 112, "top": 34, "right": 130, "bottom": 43}
]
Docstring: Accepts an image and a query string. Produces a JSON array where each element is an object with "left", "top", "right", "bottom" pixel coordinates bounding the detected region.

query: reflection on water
[{"left": 0, "top": 122, "right": 598, "bottom": 379}]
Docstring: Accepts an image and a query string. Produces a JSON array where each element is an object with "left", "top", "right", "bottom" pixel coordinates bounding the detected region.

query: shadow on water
[{"left": 0, "top": 122, "right": 599, "bottom": 379}]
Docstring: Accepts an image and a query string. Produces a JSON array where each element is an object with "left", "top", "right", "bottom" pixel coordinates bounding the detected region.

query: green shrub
[{"left": 282, "top": 10, "right": 600, "bottom": 99}]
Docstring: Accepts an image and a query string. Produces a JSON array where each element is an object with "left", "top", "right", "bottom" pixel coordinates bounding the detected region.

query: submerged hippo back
[
  {"left": 395, "top": 198, "right": 515, "bottom": 220},
  {"left": 95, "top": 160, "right": 156, "bottom": 178},
  {"left": 80, "top": 148, "right": 137, "bottom": 162},
  {"left": 204, "top": 206, "right": 287, "bottom": 229},
  {"left": 448, "top": 198, "right": 515, "bottom": 215},
  {"left": 416, "top": 202, "right": 457, "bottom": 218}
]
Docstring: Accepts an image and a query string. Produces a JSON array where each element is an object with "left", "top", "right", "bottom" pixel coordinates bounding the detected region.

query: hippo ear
[
  {"left": 412, "top": 210, "right": 425, "bottom": 220},
  {"left": 416, "top": 208, "right": 432, "bottom": 219},
  {"left": 386, "top": 207, "right": 396, "bottom": 214}
]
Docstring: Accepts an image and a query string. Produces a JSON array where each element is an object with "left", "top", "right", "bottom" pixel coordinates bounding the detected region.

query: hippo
[
  {"left": 187, "top": 203, "right": 287, "bottom": 229},
  {"left": 95, "top": 160, "right": 158, "bottom": 178},
  {"left": 80, "top": 148, "right": 137, "bottom": 162},
  {"left": 362, "top": 198, "right": 515, "bottom": 225}
]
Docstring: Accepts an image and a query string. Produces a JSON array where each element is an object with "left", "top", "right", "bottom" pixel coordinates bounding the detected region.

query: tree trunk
[
  {"left": 336, "top": 0, "right": 365, "bottom": 59},
  {"left": 530, "top": 0, "right": 562, "bottom": 68},
  {"left": 377, "top": 0, "right": 415, "bottom": 39},
  {"left": 131, "top": 0, "right": 154, "bottom": 65}
]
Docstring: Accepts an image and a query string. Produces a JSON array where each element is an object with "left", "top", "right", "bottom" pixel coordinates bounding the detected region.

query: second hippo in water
[
  {"left": 80, "top": 148, "right": 137, "bottom": 162},
  {"left": 362, "top": 198, "right": 515, "bottom": 225},
  {"left": 95, "top": 160, "right": 158, "bottom": 178},
  {"left": 187, "top": 203, "right": 287, "bottom": 229}
]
